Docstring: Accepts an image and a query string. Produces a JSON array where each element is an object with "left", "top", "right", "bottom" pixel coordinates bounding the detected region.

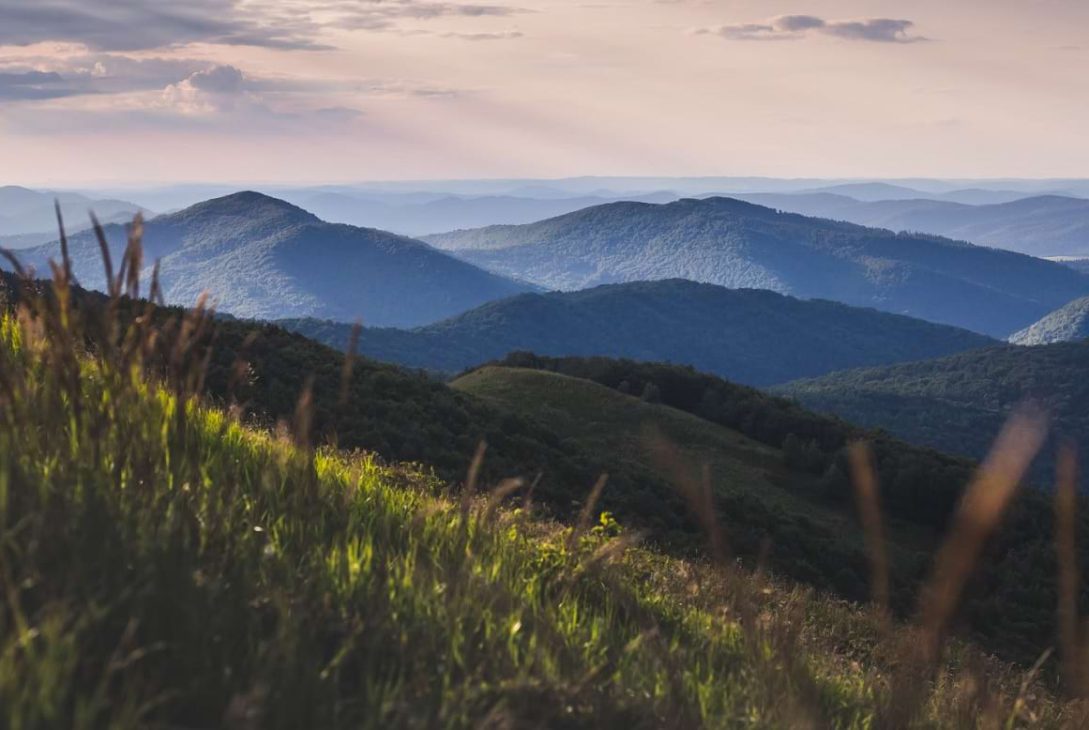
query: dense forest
[
  {"left": 777, "top": 340, "right": 1089, "bottom": 486},
  {"left": 281, "top": 279, "right": 995, "bottom": 386}
]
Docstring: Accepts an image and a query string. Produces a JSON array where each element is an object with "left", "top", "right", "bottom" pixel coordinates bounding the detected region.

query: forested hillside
[
  {"left": 777, "top": 341, "right": 1089, "bottom": 486},
  {"left": 1010, "top": 296, "right": 1089, "bottom": 344},
  {"left": 424, "top": 196, "right": 1089, "bottom": 336},
  {"left": 281, "top": 280, "right": 996, "bottom": 386}
]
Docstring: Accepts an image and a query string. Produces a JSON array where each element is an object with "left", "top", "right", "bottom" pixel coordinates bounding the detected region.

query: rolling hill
[
  {"left": 453, "top": 365, "right": 924, "bottom": 598},
  {"left": 281, "top": 279, "right": 996, "bottom": 385},
  {"left": 10, "top": 191, "right": 532, "bottom": 327},
  {"left": 776, "top": 340, "right": 1089, "bottom": 484},
  {"left": 734, "top": 192, "right": 1089, "bottom": 258},
  {"left": 454, "top": 355, "right": 1089, "bottom": 662},
  {"left": 423, "top": 197, "right": 1089, "bottom": 337},
  {"left": 1009, "top": 296, "right": 1089, "bottom": 345}
]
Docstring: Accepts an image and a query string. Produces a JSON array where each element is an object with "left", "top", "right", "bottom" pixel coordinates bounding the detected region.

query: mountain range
[
  {"left": 277, "top": 190, "right": 679, "bottom": 237},
  {"left": 0, "top": 185, "right": 147, "bottom": 247},
  {"left": 732, "top": 193, "right": 1089, "bottom": 257},
  {"left": 280, "top": 279, "right": 996, "bottom": 386},
  {"left": 424, "top": 196, "right": 1089, "bottom": 337},
  {"left": 9, "top": 192, "right": 532, "bottom": 327}
]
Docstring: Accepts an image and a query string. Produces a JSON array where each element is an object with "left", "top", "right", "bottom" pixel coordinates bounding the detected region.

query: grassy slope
[
  {"left": 0, "top": 270, "right": 664, "bottom": 531},
  {"left": 457, "top": 355, "right": 1089, "bottom": 666},
  {"left": 0, "top": 281, "right": 1074, "bottom": 728},
  {"left": 453, "top": 367, "right": 933, "bottom": 603}
]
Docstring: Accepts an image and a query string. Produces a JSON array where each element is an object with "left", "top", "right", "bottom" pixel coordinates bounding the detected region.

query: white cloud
[
  {"left": 695, "top": 15, "right": 926, "bottom": 43},
  {"left": 161, "top": 65, "right": 251, "bottom": 114}
]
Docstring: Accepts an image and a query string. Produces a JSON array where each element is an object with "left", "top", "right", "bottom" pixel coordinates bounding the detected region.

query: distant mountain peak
[{"left": 169, "top": 191, "right": 320, "bottom": 225}]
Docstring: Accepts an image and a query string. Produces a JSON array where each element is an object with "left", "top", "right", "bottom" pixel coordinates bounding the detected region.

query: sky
[{"left": 0, "top": 0, "right": 1086, "bottom": 185}]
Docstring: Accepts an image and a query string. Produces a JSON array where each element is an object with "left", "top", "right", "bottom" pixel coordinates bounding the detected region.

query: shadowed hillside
[
  {"left": 777, "top": 341, "right": 1089, "bottom": 486},
  {"left": 280, "top": 279, "right": 996, "bottom": 386}
]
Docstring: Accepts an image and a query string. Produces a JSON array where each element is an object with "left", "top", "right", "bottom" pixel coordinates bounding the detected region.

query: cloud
[
  {"left": 0, "top": 0, "right": 329, "bottom": 51},
  {"left": 0, "top": 70, "right": 80, "bottom": 100},
  {"left": 695, "top": 15, "right": 926, "bottom": 43},
  {"left": 774, "top": 15, "right": 826, "bottom": 32},
  {"left": 439, "top": 30, "right": 524, "bottom": 40},
  {"left": 821, "top": 19, "right": 922, "bottom": 43},
  {"left": 0, "top": 53, "right": 247, "bottom": 99},
  {"left": 322, "top": 1, "right": 529, "bottom": 32},
  {"left": 161, "top": 65, "right": 251, "bottom": 114},
  {"left": 0, "top": 1, "right": 531, "bottom": 52}
]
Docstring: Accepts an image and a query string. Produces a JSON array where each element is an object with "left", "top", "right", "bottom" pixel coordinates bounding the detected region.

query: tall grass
[{"left": 0, "top": 220, "right": 1083, "bottom": 727}]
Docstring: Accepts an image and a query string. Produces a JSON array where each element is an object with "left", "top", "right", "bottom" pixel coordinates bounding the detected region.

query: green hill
[
  {"left": 453, "top": 366, "right": 933, "bottom": 599},
  {"left": 472, "top": 353, "right": 1089, "bottom": 662},
  {"left": 2, "top": 229, "right": 1073, "bottom": 727},
  {"left": 280, "top": 279, "right": 996, "bottom": 386},
  {"left": 423, "top": 196, "right": 1089, "bottom": 337}
]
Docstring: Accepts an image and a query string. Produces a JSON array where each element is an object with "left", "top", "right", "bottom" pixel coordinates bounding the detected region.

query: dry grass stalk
[
  {"left": 917, "top": 406, "right": 1048, "bottom": 664},
  {"left": 848, "top": 441, "right": 891, "bottom": 617},
  {"left": 338, "top": 320, "right": 362, "bottom": 407},
  {"left": 644, "top": 426, "right": 729, "bottom": 565},
  {"left": 1055, "top": 442, "right": 1083, "bottom": 696},
  {"left": 292, "top": 374, "right": 316, "bottom": 448},
  {"left": 461, "top": 440, "right": 488, "bottom": 516},
  {"left": 483, "top": 477, "right": 525, "bottom": 522}
]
